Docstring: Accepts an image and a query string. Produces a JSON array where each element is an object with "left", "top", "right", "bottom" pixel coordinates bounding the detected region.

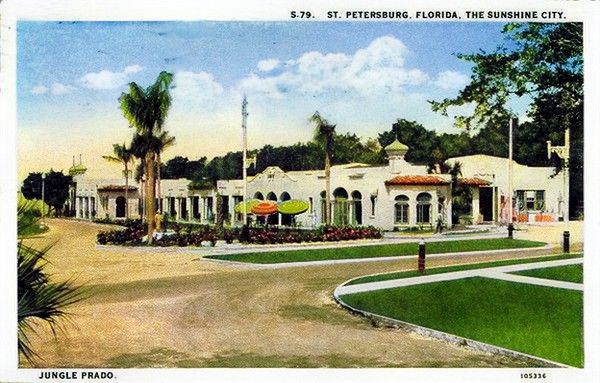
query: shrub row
[{"left": 96, "top": 223, "right": 382, "bottom": 247}]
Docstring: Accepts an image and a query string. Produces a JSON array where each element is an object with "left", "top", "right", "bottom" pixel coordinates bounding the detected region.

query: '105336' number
[{"left": 521, "top": 372, "right": 547, "bottom": 379}]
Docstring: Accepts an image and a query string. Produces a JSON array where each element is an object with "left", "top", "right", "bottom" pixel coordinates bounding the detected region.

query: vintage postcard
[{"left": 1, "top": 0, "right": 598, "bottom": 382}]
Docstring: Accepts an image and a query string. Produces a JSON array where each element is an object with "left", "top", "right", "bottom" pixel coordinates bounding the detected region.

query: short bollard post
[
  {"left": 563, "top": 231, "right": 570, "bottom": 254},
  {"left": 418, "top": 240, "right": 426, "bottom": 274},
  {"left": 507, "top": 223, "right": 514, "bottom": 239}
]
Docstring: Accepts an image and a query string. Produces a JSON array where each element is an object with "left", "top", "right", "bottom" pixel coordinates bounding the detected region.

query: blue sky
[{"left": 18, "top": 21, "right": 513, "bottom": 179}]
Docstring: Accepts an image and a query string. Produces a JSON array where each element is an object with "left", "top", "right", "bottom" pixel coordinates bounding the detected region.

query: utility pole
[
  {"left": 547, "top": 129, "right": 570, "bottom": 222},
  {"left": 508, "top": 117, "right": 514, "bottom": 226},
  {"left": 41, "top": 173, "right": 46, "bottom": 219},
  {"left": 242, "top": 96, "right": 248, "bottom": 226}
]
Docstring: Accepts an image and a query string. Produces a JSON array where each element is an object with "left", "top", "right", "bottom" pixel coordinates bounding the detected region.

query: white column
[
  {"left": 432, "top": 191, "right": 439, "bottom": 226},
  {"left": 471, "top": 187, "right": 480, "bottom": 224},
  {"left": 410, "top": 202, "right": 417, "bottom": 226},
  {"left": 228, "top": 196, "right": 234, "bottom": 225},
  {"left": 445, "top": 193, "right": 452, "bottom": 228}
]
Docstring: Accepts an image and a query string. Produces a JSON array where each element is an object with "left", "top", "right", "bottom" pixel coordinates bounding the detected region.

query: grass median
[
  {"left": 340, "top": 277, "right": 583, "bottom": 367},
  {"left": 511, "top": 264, "right": 583, "bottom": 284},
  {"left": 344, "top": 253, "right": 581, "bottom": 286},
  {"left": 206, "top": 238, "right": 546, "bottom": 264}
]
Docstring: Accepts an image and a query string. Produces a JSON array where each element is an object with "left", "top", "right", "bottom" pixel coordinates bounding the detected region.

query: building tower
[{"left": 384, "top": 139, "right": 409, "bottom": 174}]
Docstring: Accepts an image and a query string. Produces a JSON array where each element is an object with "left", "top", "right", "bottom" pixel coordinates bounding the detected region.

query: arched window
[
  {"left": 333, "top": 188, "right": 349, "bottom": 226},
  {"left": 395, "top": 195, "right": 409, "bottom": 224},
  {"left": 351, "top": 190, "right": 362, "bottom": 225},
  {"left": 417, "top": 192, "right": 432, "bottom": 224},
  {"left": 280, "top": 192, "right": 291, "bottom": 201},
  {"left": 254, "top": 191, "right": 264, "bottom": 200}
]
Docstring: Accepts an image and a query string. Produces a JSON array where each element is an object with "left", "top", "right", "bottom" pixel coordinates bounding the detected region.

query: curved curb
[
  {"left": 203, "top": 243, "right": 554, "bottom": 269},
  {"left": 333, "top": 289, "right": 570, "bottom": 368}
]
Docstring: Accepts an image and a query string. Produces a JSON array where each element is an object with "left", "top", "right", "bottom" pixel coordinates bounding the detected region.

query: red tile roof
[
  {"left": 457, "top": 177, "right": 491, "bottom": 186},
  {"left": 385, "top": 175, "right": 450, "bottom": 186}
]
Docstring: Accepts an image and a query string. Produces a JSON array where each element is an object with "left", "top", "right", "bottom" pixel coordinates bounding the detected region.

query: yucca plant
[{"left": 17, "top": 202, "right": 84, "bottom": 363}]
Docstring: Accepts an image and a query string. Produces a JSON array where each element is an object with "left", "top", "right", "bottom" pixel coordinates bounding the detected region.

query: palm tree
[
  {"left": 102, "top": 143, "right": 134, "bottom": 219},
  {"left": 153, "top": 131, "right": 176, "bottom": 209},
  {"left": 119, "top": 71, "right": 174, "bottom": 242},
  {"left": 310, "top": 111, "right": 336, "bottom": 225},
  {"left": 17, "top": 202, "right": 84, "bottom": 363}
]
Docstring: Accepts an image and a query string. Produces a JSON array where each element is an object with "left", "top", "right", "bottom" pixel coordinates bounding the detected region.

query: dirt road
[{"left": 21, "top": 219, "right": 579, "bottom": 368}]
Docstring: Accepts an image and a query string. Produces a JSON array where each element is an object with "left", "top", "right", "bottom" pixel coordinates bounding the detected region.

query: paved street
[{"left": 21, "top": 219, "right": 581, "bottom": 368}]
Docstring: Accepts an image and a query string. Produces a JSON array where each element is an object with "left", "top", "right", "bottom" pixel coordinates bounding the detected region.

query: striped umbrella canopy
[
  {"left": 234, "top": 199, "right": 261, "bottom": 214},
  {"left": 251, "top": 201, "right": 279, "bottom": 216}
]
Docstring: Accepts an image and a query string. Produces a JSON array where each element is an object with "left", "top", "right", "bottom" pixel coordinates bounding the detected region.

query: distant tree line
[{"left": 158, "top": 116, "right": 565, "bottom": 183}]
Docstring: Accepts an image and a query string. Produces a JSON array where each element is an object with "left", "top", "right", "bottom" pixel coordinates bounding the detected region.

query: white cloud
[
  {"left": 124, "top": 65, "right": 143, "bottom": 74},
  {"left": 238, "top": 35, "right": 427, "bottom": 98},
  {"left": 79, "top": 65, "right": 144, "bottom": 90},
  {"left": 257, "top": 59, "right": 280, "bottom": 72},
  {"left": 433, "top": 70, "right": 469, "bottom": 90},
  {"left": 172, "top": 71, "right": 224, "bottom": 101},
  {"left": 31, "top": 85, "right": 48, "bottom": 94},
  {"left": 51, "top": 82, "right": 74, "bottom": 95}
]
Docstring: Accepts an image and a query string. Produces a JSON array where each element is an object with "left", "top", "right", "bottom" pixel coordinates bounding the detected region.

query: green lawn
[
  {"left": 207, "top": 238, "right": 545, "bottom": 264},
  {"left": 345, "top": 253, "right": 582, "bottom": 286},
  {"left": 512, "top": 264, "right": 583, "bottom": 284},
  {"left": 17, "top": 222, "right": 48, "bottom": 238},
  {"left": 341, "top": 277, "right": 583, "bottom": 367}
]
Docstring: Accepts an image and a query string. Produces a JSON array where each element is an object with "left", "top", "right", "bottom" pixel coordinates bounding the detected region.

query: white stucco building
[{"left": 70, "top": 139, "right": 568, "bottom": 229}]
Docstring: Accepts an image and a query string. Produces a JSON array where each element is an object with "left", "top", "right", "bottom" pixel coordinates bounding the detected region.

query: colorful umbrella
[
  {"left": 278, "top": 199, "right": 309, "bottom": 215},
  {"left": 251, "top": 201, "right": 278, "bottom": 216},
  {"left": 234, "top": 199, "right": 261, "bottom": 214}
]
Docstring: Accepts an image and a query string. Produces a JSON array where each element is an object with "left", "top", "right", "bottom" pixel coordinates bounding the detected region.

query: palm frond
[{"left": 17, "top": 205, "right": 86, "bottom": 364}]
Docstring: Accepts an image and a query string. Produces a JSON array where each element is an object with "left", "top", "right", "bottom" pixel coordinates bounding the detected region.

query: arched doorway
[
  {"left": 279, "top": 192, "right": 292, "bottom": 225},
  {"left": 351, "top": 190, "right": 362, "bottom": 225},
  {"left": 333, "top": 187, "right": 349, "bottom": 226},
  {"left": 115, "top": 196, "right": 126, "bottom": 218},
  {"left": 266, "top": 192, "right": 278, "bottom": 225}
]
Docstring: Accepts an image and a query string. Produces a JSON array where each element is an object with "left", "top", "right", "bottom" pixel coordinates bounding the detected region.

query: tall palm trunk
[
  {"left": 324, "top": 152, "right": 332, "bottom": 225},
  {"left": 156, "top": 152, "right": 161, "bottom": 213},
  {"left": 145, "top": 152, "right": 156, "bottom": 242},
  {"left": 124, "top": 164, "right": 129, "bottom": 219}
]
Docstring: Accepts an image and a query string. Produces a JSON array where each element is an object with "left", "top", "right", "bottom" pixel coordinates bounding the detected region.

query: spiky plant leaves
[{"left": 17, "top": 206, "right": 85, "bottom": 364}]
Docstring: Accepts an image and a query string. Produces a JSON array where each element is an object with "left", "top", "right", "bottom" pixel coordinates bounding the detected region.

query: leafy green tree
[
  {"left": 102, "top": 143, "right": 134, "bottom": 219},
  {"left": 430, "top": 22, "right": 583, "bottom": 216},
  {"left": 310, "top": 111, "right": 336, "bottom": 225},
  {"left": 162, "top": 156, "right": 190, "bottom": 179},
  {"left": 120, "top": 71, "right": 174, "bottom": 241},
  {"left": 21, "top": 170, "right": 72, "bottom": 215},
  {"left": 378, "top": 119, "right": 441, "bottom": 165}
]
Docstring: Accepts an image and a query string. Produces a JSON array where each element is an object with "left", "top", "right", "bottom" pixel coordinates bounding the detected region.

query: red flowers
[{"left": 97, "top": 220, "right": 382, "bottom": 247}]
